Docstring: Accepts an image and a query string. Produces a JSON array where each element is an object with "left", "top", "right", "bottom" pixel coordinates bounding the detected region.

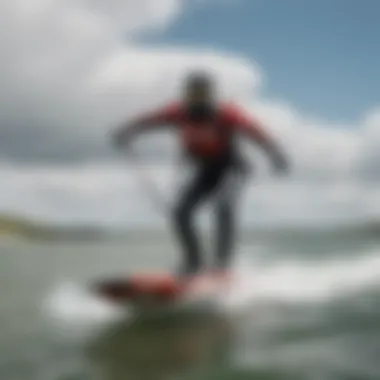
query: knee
[
  {"left": 217, "top": 202, "right": 233, "bottom": 220},
  {"left": 173, "top": 203, "right": 192, "bottom": 225}
]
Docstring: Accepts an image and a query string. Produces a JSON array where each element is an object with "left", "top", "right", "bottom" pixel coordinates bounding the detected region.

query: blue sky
[{"left": 146, "top": 0, "right": 379, "bottom": 123}]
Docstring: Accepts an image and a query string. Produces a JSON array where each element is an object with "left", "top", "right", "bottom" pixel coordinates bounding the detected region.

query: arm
[
  {"left": 112, "top": 104, "right": 178, "bottom": 147},
  {"left": 230, "top": 106, "right": 289, "bottom": 173}
]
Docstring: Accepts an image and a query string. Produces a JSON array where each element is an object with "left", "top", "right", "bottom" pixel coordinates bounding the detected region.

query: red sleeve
[
  {"left": 130, "top": 103, "right": 180, "bottom": 127},
  {"left": 224, "top": 104, "right": 272, "bottom": 144},
  {"left": 115, "top": 103, "right": 181, "bottom": 144}
]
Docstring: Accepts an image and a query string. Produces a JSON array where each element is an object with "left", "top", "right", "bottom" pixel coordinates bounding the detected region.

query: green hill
[
  {"left": 0, "top": 214, "right": 104, "bottom": 241},
  {"left": 0, "top": 214, "right": 46, "bottom": 237}
]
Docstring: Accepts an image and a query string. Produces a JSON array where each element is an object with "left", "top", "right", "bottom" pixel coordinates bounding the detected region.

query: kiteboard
[{"left": 92, "top": 270, "right": 232, "bottom": 312}]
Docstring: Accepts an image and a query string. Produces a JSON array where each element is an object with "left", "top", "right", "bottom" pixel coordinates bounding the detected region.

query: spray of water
[{"left": 43, "top": 247, "right": 380, "bottom": 344}]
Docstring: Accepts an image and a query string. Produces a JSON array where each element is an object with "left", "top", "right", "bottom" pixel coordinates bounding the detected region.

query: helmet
[
  {"left": 184, "top": 70, "right": 215, "bottom": 95},
  {"left": 183, "top": 71, "right": 216, "bottom": 121},
  {"left": 185, "top": 71, "right": 213, "bottom": 91}
]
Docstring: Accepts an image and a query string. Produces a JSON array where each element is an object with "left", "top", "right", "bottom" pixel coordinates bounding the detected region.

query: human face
[{"left": 184, "top": 83, "right": 213, "bottom": 106}]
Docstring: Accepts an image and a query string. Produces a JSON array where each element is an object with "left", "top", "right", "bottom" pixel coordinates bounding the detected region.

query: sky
[
  {"left": 0, "top": 0, "right": 379, "bottom": 228},
  {"left": 153, "top": 0, "right": 380, "bottom": 122}
]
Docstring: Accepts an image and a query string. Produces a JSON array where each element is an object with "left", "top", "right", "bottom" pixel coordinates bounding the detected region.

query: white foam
[
  {"left": 43, "top": 281, "right": 128, "bottom": 340},
  {"left": 43, "top": 249, "right": 380, "bottom": 329},
  {"left": 218, "top": 250, "right": 380, "bottom": 313}
]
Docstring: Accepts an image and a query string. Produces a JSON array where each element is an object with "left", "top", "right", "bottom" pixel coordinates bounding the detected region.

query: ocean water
[{"left": 1, "top": 227, "right": 380, "bottom": 380}]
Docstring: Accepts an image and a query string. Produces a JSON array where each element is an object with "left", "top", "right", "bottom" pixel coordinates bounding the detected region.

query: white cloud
[
  {"left": 0, "top": 0, "right": 260, "bottom": 163},
  {"left": 0, "top": 161, "right": 372, "bottom": 228},
  {"left": 78, "top": 0, "right": 183, "bottom": 35},
  {"left": 0, "top": 0, "right": 380, "bottom": 226}
]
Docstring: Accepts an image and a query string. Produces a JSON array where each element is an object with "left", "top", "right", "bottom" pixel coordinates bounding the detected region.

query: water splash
[
  {"left": 217, "top": 250, "right": 380, "bottom": 313},
  {"left": 43, "top": 249, "right": 380, "bottom": 330},
  {"left": 42, "top": 281, "right": 129, "bottom": 343}
]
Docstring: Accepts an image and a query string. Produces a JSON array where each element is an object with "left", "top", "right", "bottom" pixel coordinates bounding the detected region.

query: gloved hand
[
  {"left": 272, "top": 153, "right": 289, "bottom": 176},
  {"left": 111, "top": 127, "right": 129, "bottom": 149}
]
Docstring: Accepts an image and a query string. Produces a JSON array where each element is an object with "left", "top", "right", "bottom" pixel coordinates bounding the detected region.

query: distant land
[
  {"left": 0, "top": 213, "right": 170, "bottom": 242},
  {"left": 0, "top": 213, "right": 379, "bottom": 242},
  {"left": 0, "top": 214, "right": 106, "bottom": 241}
]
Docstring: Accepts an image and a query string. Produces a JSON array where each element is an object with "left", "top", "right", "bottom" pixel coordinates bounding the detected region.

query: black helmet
[
  {"left": 183, "top": 71, "right": 216, "bottom": 121},
  {"left": 183, "top": 70, "right": 216, "bottom": 107},
  {"left": 184, "top": 71, "right": 214, "bottom": 93}
]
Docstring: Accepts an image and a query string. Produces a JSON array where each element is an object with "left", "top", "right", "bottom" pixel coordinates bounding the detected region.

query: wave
[{"left": 2, "top": 211, "right": 380, "bottom": 242}]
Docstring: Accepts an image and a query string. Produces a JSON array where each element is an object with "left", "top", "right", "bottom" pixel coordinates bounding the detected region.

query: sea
[{"left": 1, "top": 224, "right": 380, "bottom": 380}]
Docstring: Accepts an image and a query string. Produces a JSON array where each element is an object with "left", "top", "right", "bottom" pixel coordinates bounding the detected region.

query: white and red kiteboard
[{"left": 92, "top": 270, "right": 232, "bottom": 308}]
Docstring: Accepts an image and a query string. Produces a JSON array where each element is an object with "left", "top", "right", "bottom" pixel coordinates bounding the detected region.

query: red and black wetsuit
[{"left": 118, "top": 101, "right": 282, "bottom": 275}]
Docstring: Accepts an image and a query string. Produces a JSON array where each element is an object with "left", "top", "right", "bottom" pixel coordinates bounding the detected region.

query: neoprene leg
[
  {"left": 173, "top": 196, "right": 202, "bottom": 274},
  {"left": 173, "top": 165, "right": 222, "bottom": 275},
  {"left": 173, "top": 178, "right": 208, "bottom": 274},
  {"left": 214, "top": 171, "right": 242, "bottom": 269},
  {"left": 215, "top": 196, "right": 235, "bottom": 269}
]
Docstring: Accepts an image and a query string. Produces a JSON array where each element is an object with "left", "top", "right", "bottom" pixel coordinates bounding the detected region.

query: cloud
[
  {"left": 356, "top": 109, "right": 380, "bottom": 181},
  {"left": 0, "top": 0, "right": 380, "bottom": 226},
  {"left": 0, "top": 161, "right": 371, "bottom": 228},
  {"left": 0, "top": 0, "right": 260, "bottom": 164}
]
